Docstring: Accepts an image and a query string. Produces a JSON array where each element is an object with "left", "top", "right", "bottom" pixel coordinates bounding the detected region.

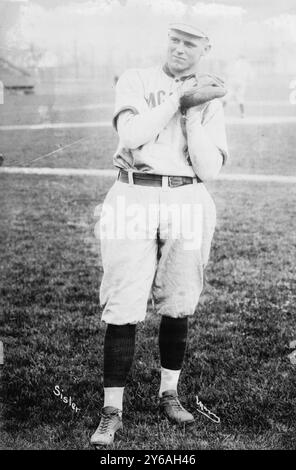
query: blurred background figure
[
  {"left": 223, "top": 55, "right": 255, "bottom": 118},
  {"left": 37, "top": 50, "right": 58, "bottom": 123}
]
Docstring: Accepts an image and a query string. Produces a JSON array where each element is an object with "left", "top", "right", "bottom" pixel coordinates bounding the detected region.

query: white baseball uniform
[{"left": 98, "top": 64, "right": 229, "bottom": 325}]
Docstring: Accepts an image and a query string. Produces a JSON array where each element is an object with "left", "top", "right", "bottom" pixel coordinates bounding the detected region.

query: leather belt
[{"left": 118, "top": 169, "right": 202, "bottom": 188}]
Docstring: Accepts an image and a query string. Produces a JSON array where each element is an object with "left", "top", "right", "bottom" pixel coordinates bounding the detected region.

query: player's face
[{"left": 167, "top": 30, "right": 208, "bottom": 76}]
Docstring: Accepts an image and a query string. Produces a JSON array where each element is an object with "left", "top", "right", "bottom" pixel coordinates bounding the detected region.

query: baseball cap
[{"left": 169, "top": 22, "right": 210, "bottom": 43}]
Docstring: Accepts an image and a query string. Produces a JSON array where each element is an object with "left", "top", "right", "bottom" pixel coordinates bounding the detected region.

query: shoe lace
[
  {"left": 164, "top": 395, "right": 184, "bottom": 411},
  {"left": 172, "top": 397, "right": 184, "bottom": 411},
  {"left": 98, "top": 412, "right": 116, "bottom": 433}
]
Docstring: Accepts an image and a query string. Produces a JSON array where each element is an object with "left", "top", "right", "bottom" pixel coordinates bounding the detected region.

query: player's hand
[
  {"left": 180, "top": 73, "right": 227, "bottom": 113},
  {"left": 175, "top": 75, "right": 198, "bottom": 100}
]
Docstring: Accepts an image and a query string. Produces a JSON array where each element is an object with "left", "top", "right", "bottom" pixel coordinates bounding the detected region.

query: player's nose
[{"left": 175, "top": 42, "right": 185, "bottom": 54}]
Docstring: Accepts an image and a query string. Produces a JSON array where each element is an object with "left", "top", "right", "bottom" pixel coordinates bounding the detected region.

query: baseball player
[
  {"left": 91, "top": 21, "right": 228, "bottom": 447},
  {"left": 223, "top": 55, "right": 254, "bottom": 118}
]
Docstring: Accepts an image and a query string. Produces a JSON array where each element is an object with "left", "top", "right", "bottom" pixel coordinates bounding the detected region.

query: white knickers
[{"left": 97, "top": 179, "right": 216, "bottom": 325}]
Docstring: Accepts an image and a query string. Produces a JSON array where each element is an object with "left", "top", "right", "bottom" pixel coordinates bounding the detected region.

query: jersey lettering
[
  {"left": 145, "top": 90, "right": 166, "bottom": 108},
  {"left": 157, "top": 90, "right": 166, "bottom": 104},
  {"left": 145, "top": 93, "right": 156, "bottom": 108}
]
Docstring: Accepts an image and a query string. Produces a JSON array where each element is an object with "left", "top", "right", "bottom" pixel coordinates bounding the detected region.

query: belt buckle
[{"left": 168, "top": 176, "right": 184, "bottom": 188}]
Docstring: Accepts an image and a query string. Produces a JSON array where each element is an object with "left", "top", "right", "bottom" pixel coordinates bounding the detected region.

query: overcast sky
[
  {"left": 2, "top": 0, "right": 296, "bottom": 17},
  {"left": 1, "top": 0, "right": 296, "bottom": 68}
]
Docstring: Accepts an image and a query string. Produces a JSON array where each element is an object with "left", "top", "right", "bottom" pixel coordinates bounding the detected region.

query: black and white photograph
[{"left": 0, "top": 0, "right": 295, "bottom": 454}]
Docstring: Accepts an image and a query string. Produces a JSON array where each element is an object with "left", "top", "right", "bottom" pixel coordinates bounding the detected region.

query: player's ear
[{"left": 202, "top": 43, "right": 211, "bottom": 56}]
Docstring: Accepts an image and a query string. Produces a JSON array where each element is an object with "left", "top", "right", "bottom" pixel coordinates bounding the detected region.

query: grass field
[
  {"left": 1, "top": 123, "right": 296, "bottom": 175},
  {"left": 1, "top": 176, "right": 295, "bottom": 450},
  {"left": 0, "top": 86, "right": 296, "bottom": 450},
  {"left": 1, "top": 89, "right": 296, "bottom": 175}
]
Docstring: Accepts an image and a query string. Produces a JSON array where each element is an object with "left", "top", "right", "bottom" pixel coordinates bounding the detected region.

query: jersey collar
[{"left": 162, "top": 63, "right": 196, "bottom": 81}]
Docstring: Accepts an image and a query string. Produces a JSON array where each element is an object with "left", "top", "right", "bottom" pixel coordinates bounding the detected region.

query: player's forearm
[
  {"left": 186, "top": 109, "right": 223, "bottom": 180},
  {"left": 117, "top": 93, "right": 179, "bottom": 149}
]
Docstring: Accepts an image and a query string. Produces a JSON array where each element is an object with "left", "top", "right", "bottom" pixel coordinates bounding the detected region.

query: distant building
[{"left": 0, "top": 57, "right": 35, "bottom": 94}]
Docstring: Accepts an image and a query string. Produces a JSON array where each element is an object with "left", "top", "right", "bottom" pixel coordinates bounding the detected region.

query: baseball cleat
[
  {"left": 159, "top": 390, "right": 195, "bottom": 424},
  {"left": 90, "top": 406, "right": 123, "bottom": 447}
]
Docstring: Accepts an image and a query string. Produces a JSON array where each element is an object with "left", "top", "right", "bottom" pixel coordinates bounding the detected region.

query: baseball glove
[{"left": 180, "top": 74, "right": 227, "bottom": 113}]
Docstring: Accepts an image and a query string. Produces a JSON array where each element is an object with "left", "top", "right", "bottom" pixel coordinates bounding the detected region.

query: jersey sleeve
[
  {"left": 112, "top": 69, "right": 149, "bottom": 130},
  {"left": 201, "top": 99, "right": 229, "bottom": 165}
]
